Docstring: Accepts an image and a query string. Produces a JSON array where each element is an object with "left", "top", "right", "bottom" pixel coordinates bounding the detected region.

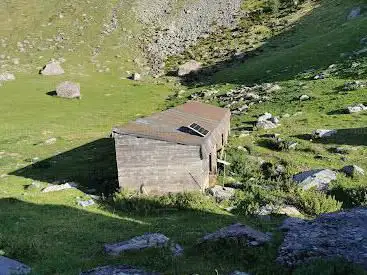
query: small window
[
  {"left": 209, "top": 153, "right": 212, "bottom": 173},
  {"left": 222, "top": 134, "right": 224, "bottom": 146}
]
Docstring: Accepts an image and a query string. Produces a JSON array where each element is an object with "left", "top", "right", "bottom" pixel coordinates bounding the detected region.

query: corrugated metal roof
[{"left": 112, "top": 101, "right": 230, "bottom": 145}]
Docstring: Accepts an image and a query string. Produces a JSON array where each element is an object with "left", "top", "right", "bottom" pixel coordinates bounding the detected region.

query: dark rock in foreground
[
  {"left": 278, "top": 208, "right": 367, "bottom": 268},
  {"left": 80, "top": 265, "right": 159, "bottom": 275},
  {"left": 199, "top": 223, "right": 271, "bottom": 247},
  {"left": 0, "top": 256, "right": 31, "bottom": 275}
]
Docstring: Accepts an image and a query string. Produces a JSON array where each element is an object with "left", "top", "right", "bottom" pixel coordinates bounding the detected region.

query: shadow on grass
[
  {"left": 0, "top": 198, "right": 285, "bottom": 275},
  {"left": 293, "top": 127, "right": 367, "bottom": 146},
  {"left": 327, "top": 108, "right": 348, "bottom": 115},
  {"left": 46, "top": 90, "right": 57, "bottom": 97},
  {"left": 10, "top": 138, "right": 118, "bottom": 195}
]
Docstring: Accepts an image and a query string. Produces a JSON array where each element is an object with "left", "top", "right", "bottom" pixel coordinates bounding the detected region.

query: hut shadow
[{"left": 10, "top": 138, "right": 118, "bottom": 195}]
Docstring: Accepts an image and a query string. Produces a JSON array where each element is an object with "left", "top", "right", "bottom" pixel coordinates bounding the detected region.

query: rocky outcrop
[
  {"left": 0, "top": 256, "right": 31, "bottom": 275},
  {"left": 199, "top": 223, "right": 271, "bottom": 247},
  {"left": 293, "top": 169, "right": 337, "bottom": 191},
  {"left": 278, "top": 208, "right": 367, "bottom": 268},
  {"left": 56, "top": 81, "right": 81, "bottom": 99},
  {"left": 80, "top": 265, "right": 159, "bottom": 275}
]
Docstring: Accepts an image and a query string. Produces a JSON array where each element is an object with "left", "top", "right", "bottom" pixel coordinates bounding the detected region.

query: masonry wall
[{"left": 114, "top": 135, "right": 208, "bottom": 195}]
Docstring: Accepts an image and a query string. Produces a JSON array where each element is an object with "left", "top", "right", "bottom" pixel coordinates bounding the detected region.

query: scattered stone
[
  {"left": 40, "top": 61, "right": 64, "bottom": 75},
  {"left": 334, "top": 147, "right": 350, "bottom": 155},
  {"left": 56, "top": 81, "right": 81, "bottom": 99},
  {"left": 0, "top": 256, "right": 31, "bottom": 275},
  {"left": 313, "top": 73, "right": 326, "bottom": 80},
  {"left": 42, "top": 182, "right": 78, "bottom": 193},
  {"left": 299, "top": 94, "right": 310, "bottom": 101},
  {"left": 177, "top": 60, "right": 201, "bottom": 76},
  {"left": 347, "top": 7, "right": 362, "bottom": 20},
  {"left": 208, "top": 185, "right": 235, "bottom": 202},
  {"left": 80, "top": 265, "right": 159, "bottom": 275},
  {"left": 343, "top": 80, "right": 367, "bottom": 91},
  {"left": 293, "top": 169, "right": 337, "bottom": 191},
  {"left": 256, "top": 113, "right": 280, "bottom": 130},
  {"left": 44, "top": 137, "right": 57, "bottom": 145},
  {"left": 312, "top": 129, "right": 337, "bottom": 139},
  {"left": 277, "top": 208, "right": 367, "bottom": 268},
  {"left": 104, "top": 233, "right": 170, "bottom": 256},
  {"left": 78, "top": 199, "right": 95, "bottom": 207},
  {"left": 229, "top": 271, "right": 250, "bottom": 275},
  {"left": 341, "top": 165, "right": 365, "bottom": 178},
  {"left": 346, "top": 104, "right": 367, "bottom": 114},
  {"left": 0, "top": 72, "right": 15, "bottom": 82},
  {"left": 199, "top": 223, "right": 271, "bottom": 246}
]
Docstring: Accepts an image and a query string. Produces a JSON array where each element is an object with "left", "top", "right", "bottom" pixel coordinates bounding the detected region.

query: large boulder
[
  {"left": 277, "top": 208, "right": 367, "bottom": 268},
  {"left": 0, "top": 73, "right": 15, "bottom": 82},
  {"left": 341, "top": 165, "right": 365, "bottom": 178},
  {"left": 177, "top": 60, "right": 201, "bottom": 76},
  {"left": 0, "top": 256, "right": 31, "bottom": 275},
  {"left": 347, "top": 104, "right": 367, "bottom": 114},
  {"left": 40, "top": 61, "right": 64, "bottom": 75},
  {"left": 256, "top": 113, "right": 280, "bottom": 130},
  {"left": 347, "top": 7, "right": 362, "bottom": 20},
  {"left": 312, "top": 129, "right": 337, "bottom": 139},
  {"left": 80, "top": 265, "right": 159, "bottom": 275},
  {"left": 56, "top": 81, "right": 81, "bottom": 99},
  {"left": 198, "top": 223, "right": 271, "bottom": 247},
  {"left": 293, "top": 169, "right": 337, "bottom": 191},
  {"left": 104, "top": 233, "right": 170, "bottom": 256},
  {"left": 208, "top": 185, "right": 235, "bottom": 202}
]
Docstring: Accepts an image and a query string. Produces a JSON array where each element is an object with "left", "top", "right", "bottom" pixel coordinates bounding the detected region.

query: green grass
[{"left": 0, "top": 0, "right": 367, "bottom": 274}]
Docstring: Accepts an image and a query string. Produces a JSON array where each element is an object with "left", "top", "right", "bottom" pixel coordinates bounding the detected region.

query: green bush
[
  {"left": 293, "top": 190, "right": 343, "bottom": 215},
  {"left": 110, "top": 191, "right": 218, "bottom": 215},
  {"left": 330, "top": 185, "right": 367, "bottom": 208}
]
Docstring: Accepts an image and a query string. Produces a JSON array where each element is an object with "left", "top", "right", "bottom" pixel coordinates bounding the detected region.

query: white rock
[
  {"left": 56, "top": 81, "right": 81, "bottom": 99},
  {"left": 42, "top": 182, "right": 78, "bottom": 193},
  {"left": 312, "top": 129, "right": 337, "bottom": 139},
  {"left": 177, "top": 60, "right": 201, "bottom": 76},
  {"left": 299, "top": 94, "right": 310, "bottom": 101},
  {"left": 293, "top": 169, "right": 337, "bottom": 191},
  {"left": 40, "top": 61, "right": 64, "bottom": 75}
]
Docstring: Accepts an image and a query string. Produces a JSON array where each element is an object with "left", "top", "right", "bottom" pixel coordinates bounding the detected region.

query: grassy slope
[{"left": 0, "top": 0, "right": 366, "bottom": 274}]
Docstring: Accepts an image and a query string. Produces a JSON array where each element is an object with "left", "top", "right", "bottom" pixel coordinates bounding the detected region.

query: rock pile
[
  {"left": 278, "top": 208, "right": 367, "bottom": 268},
  {"left": 56, "top": 81, "right": 81, "bottom": 99},
  {"left": 138, "top": 0, "right": 242, "bottom": 73}
]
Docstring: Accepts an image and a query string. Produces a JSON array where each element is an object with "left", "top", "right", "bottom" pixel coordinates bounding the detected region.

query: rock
[
  {"left": 334, "top": 147, "right": 349, "bottom": 155},
  {"left": 44, "top": 137, "right": 57, "bottom": 145},
  {"left": 177, "top": 60, "right": 201, "bottom": 76},
  {"left": 132, "top": 72, "right": 141, "bottom": 81},
  {"left": 256, "top": 120, "right": 278, "bottom": 130},
  {"left": 80, "top": 265, "right": 159, "bottom": 275},
  {"left": 78, "top": 199, "right": 95, "bottom": 207},
  {"left": 343, "top": 80, "right": 367, "bottom": 91},
  {"left": 347, "top": 7, "right": 361, "bottom": 20},
  {"left": 40, "top": 61, "right": 64, "bottom": 75},
  {"left": 56, "top": 81, "right": 81, "bottom": 99},
  {"left": 293, "top": 169, "right": 337, "bottom": 191},
  {"left": 278, "top": 205, "right": 302, "bottom": 216},
  {"left": 347, "top": 104, "right": 367, "bottom": 113},
  {"left": 341, "top": 165, "right": 365, "bottom": 177},
  {"left": 277, "top": 208, "right": 367, "bottom": 268},
  {"left": 0, "top": 256, "right": 31, "bottom": 275},
  {"left": 312, "top": 129, "right": 337, "bottom": 139},
  {"left": 104, "top": 233, "right": 170, "bottom": 256},
  {"left": 170, "top": 243, "right": 184, "bottom": 256},
  {"left": 208, "top": 185, "right": 235, "bottom": 202},
  {"left": 299, "top": 94, "right": 310, "bottom": 101},
  {"left": 229, "top": 271, "right": 250, "bottom": 275},
  {"left": 0, "top": 73, "right": 15, "bottom": 82},
  {"left": 199, "top": 223, "right": 271, "bottom": 246},
  {"left": 279, "top": 217, "right": 306, "bottom": 231},
  {"left": 42, "top": 182, "right": 78, "bottom": 193},
  {"left": 256, "top": 204, "right": 301, "bottom": 217},
  {"left": 257, "top": 113, "right": 273, "bottom": 122}
]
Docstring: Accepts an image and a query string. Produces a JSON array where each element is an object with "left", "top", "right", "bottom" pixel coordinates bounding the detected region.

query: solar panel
[{"left": 188, "top": 123, "right": 209, "bottom": 137}]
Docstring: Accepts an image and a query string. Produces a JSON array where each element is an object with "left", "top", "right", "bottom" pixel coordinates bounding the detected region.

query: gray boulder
[
  {"left": 0, "top": 73, "right": 15, "bottom": 82},
  {"left": 208, "top": 185, "right": 235, "bottom": 202},
  {"left": 42, "top": 182, "right": 78, "bottom": 193},
  {"left": 199, "top": 223, "right": 271, "bottom": 247},
  {"left": 312, "top": 129, "right": 337, "bottom": 139},
  {"left": 104, "top": 233, "right": 170, "bottom": 256},
  {"left": 293, "top": 169, "right": 337, "bottom": 191},
  {"left": 277, "top": 208, "right": 367, "bottom": 268},
  {"left": 177, "top": 60, "right": 201, "bottom": 76},
  {"left": 56, "top": 81, "right": 81, "bottom": 99},
  {"left": 347, "top": 104, "right": 367, "bottom": 113},
  {"left": 299, "top": 94, "right": 310, "bottom": 101},
  {"left": 40, "top": 61, "right": 64, "bottom": 75},
  {"left": 80, "top": 265, "right": 159, "bottom": 275},
  {"left": 0, "top": 256, "right": 31, "bottom": 275},
  {"left": 256, "top": 113, "right": 280, "bottom": 129},
  {"left": 347, "top": 7, "right": 362, "bottom": 20},
  {"left": 341, "top": 165, "right": 365, "bottom": 177}
]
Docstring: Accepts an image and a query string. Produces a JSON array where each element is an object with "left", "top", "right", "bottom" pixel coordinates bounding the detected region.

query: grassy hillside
[{"left": 0, "top": 0, "right": 366, "bottom": 274}]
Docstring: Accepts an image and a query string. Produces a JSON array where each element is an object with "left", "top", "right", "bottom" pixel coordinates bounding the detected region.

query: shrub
[
  {"left": 292, "top": 190, "right": 342, "bottom": 216},
  {"left": 226, "top": 148, "right": 260, "bottom": 180},
  {"left": 330, "top": 185, "right": 367, "bottom": 208},
  {"left": 110, "top": 191, "right": 218, "bottom": 215}
]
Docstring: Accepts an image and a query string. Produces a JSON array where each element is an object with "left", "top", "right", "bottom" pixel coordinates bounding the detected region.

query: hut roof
[{"left": 112, "top": 101, "right": 230, "bottom": 145}]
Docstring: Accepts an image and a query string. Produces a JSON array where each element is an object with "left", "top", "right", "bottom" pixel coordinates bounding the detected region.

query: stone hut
[{"left": 112, "top": 101, "right": 231, "bottom": 195}]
